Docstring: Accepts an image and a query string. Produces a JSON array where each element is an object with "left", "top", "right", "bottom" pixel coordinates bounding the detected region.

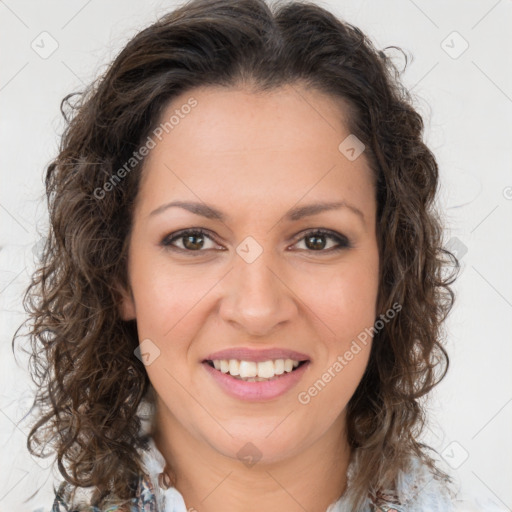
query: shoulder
[
  {"left": 391, "top": 454, "right": 457, "bottom": 511},
  {"left": 51, "top": 473, "right": 158, "bottom": 512},
  {"left": 337, "top": 453, "right": 459, "bottom": 512},
  {"left": 386, "top": 455, "right": 512, "bottom": 512},
  {"left": 327, "top": 451, "right": 457, "bottom": 512}
]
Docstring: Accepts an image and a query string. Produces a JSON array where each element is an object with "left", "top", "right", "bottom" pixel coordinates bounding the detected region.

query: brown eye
[
  {"left": 294, "top": 229, "right": 351, "bottom": 252},
  {"left": 161, "top": 229, "right": 218, "bottom": 252},
  {"left": 305, "top": 233, "right": 327, "bottom": 250},
  {"left": 181, "top": 232, "right": 205, "bottom": 250}
]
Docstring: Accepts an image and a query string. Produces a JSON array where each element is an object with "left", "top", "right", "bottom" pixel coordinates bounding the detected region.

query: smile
[{"left": 202, "top": 358, "right": 310, "bottom": 401}]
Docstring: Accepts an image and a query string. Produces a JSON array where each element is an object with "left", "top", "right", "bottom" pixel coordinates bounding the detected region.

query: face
[{"left": 120, "top": 84, "right": 379, "bottom": 465}]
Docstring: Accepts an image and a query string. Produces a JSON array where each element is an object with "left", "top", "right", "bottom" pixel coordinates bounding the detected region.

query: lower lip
[{"left": 202, "top": 361, "right": 310, "bottom": 402}]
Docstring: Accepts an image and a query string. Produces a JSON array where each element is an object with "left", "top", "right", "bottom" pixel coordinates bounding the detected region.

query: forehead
[
  {"left": 147, "top": 84, "right": 356, "bottom": 159},
  {"left": 136, "top": 84, "right": 375, "bottom": 221}
]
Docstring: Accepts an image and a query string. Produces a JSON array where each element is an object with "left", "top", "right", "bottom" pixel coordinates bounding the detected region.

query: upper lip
[{"left": 203, "top": 347, "right": 311, "bottom": 363}]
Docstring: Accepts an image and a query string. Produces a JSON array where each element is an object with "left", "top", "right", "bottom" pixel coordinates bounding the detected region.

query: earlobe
[{"left": 116, "top": 283, "right": 136, "bottom": 321}]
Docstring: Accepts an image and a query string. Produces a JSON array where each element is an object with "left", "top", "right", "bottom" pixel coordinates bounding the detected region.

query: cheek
[
  {"left": 129, "top": 250, "right": 209, "bottom": 335},
  {"left": 297, "top": 255, "right": 379, "bottom": 344},
  {"left": 298, "top": 344, "right": 371, "bottom": 428},
  {"left": 296, "top": 267, "right": 375, "bottom": 415}
]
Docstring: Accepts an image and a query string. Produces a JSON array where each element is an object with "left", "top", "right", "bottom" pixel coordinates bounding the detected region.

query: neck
[{"left": 152, "top": 404, "right": 352, "bottom": 512}]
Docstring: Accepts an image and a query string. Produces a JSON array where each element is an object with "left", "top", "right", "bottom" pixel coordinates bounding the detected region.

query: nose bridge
[{"left": 219, "top": 242, "right": 296, "bottom": 335}]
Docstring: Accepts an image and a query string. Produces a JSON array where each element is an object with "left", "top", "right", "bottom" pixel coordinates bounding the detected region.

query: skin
[{"left": 119, "top": 83, "right": 380, "bottom": 512}]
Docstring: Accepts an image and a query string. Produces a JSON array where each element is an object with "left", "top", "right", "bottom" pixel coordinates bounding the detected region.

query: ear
[{"left": 116, "top": 281, "right": 136, "bottom": 321}]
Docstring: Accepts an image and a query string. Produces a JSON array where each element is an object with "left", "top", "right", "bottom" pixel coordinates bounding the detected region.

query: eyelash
[{"left": 160, "top": 228, "right": 351, "bottom": 255}]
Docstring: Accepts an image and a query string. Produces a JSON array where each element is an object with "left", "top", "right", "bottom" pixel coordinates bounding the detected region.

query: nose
[{"left": 218, "top": 248, "right": 298, "bottom": 338}]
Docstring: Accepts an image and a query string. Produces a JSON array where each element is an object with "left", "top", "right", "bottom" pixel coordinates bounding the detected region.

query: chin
[{"left": 208, "top": 424, "right": 308, "bottom": 466}]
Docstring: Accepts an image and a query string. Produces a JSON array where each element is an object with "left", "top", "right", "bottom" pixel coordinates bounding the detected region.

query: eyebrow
[{"left": 149, "top": 200, "right": 365, "bottom": 224}]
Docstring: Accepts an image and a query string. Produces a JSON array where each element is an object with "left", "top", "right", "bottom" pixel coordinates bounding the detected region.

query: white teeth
[
  {"left": 239, "top": 361, "right": 258, "bottom": 378},
  {"left": 209, "top": 358, "right": 304, "bottom": 380},
  {"left": 274, "top": 359, "right": 285, "bottom": 375},
  {"left": 229, "top": 359, "right": 240, "bottom": 376},
  {"left": 257, "top": 360, "right": 275, "bottom": 379}
]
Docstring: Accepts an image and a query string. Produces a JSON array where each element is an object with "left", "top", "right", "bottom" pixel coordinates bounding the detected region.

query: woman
[{"left": 14, "top": 0, "right": 463, "bottom": 510}]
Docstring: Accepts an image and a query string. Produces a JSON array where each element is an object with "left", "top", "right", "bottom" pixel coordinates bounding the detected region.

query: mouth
[
  {"left": 202, "top": 357, "right": 311, "bottom": 401},
  {"left": 200, "top": 347, "right": 312, "bottom": 401},
  {"left": 203, "top": 358, "right": 309, "bottom": 382}
]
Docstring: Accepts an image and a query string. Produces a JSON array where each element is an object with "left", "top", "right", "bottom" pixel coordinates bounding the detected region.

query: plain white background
[{"left": 1, "top": 1, "right": 511, "bottom": 511}]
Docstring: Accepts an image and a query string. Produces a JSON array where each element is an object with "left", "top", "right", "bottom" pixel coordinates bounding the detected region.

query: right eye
[{"left": 160, "top": 228, "right": 222, "bottom": 253}]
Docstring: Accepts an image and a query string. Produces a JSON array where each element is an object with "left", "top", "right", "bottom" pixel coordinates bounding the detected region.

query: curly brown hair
[{"left": 13, "top": 0, "right": 459, "bottom": 509}]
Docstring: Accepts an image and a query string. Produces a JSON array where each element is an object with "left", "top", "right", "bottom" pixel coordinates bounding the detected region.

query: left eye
[
  {"left": 160, "top": 228, "right": 350, "bottom": 253},
  {"left": 293, "top": 229, "right": 350, "bottom": 252}
]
